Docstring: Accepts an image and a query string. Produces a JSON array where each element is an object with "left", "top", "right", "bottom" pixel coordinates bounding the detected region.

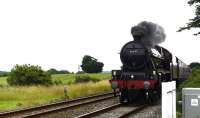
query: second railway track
[{"left": 0, "top": 92, "right": 118, "bottom": 118}]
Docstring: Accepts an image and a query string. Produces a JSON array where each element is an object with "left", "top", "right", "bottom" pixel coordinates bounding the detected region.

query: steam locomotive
[{"left": 110, "top": 40, "right": 190, "bottom": 103}]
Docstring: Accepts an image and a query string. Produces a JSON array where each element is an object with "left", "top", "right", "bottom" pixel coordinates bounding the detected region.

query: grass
[
  {"left": 0, "top": 77, "right": 8, "bottom": 87},
  {"left": 0, "top": 73, "right": 112, "bottom": 111},
  {"left": 51, "top": 74, "right": 76, "bottom": 85}
]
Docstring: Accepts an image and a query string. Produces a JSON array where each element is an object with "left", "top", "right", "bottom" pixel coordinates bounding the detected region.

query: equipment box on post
[{"left": 182, "top": 88, "right": 200, "bottom": 118}]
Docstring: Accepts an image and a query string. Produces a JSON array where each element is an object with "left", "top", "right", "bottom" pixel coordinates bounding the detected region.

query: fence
[{"left": 162, "top": 81, "right": 176, "bottom": 118}]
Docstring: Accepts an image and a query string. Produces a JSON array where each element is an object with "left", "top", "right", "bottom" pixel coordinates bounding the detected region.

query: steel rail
[
  {"left": 76, "top": 104, "right": 148, "bottom": 118},
  {"left": 75, "top": 103, "right": 122, "bottom": 118},
  {"left": 22, "top": 95, "right": 116, "bottom": 118}
]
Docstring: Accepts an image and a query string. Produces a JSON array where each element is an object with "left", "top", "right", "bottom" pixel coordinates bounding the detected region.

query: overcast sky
[{"left": 0, "top": 0, "right": 199, "bottom": 72}]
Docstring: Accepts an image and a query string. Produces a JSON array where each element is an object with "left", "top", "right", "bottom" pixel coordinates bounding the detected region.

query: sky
[{"left": 0, "top": 0, "right": 200, "bottom": 72}]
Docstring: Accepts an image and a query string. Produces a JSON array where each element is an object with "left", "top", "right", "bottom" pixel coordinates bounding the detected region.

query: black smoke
[{"left": 131, "top": 21, "right": 166, "bottom": 48}]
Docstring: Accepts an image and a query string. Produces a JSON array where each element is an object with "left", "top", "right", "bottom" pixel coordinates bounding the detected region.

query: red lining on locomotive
[{"left": 110, "top": 79, "right": 157, "bottom": 89}]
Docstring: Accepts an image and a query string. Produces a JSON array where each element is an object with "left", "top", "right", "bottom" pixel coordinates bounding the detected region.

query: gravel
[
  {"left": 93, "top": 105, "right": 139, "bottom": 118},
  {"left": 128, "top": 101, "right": 161, "bottom": 118}
]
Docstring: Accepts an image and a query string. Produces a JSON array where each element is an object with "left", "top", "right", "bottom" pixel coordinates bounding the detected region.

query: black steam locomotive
[{"left": 110, "top": 39, "right": 190, "bottom": 103}]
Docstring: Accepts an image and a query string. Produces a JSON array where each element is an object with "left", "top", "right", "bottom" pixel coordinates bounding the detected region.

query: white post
[
  {"left": 162, "top": 81, "right": 176, "bottom": 118},
  {"left": 172, "top": 81, "right": 176, "bottom": 118}
]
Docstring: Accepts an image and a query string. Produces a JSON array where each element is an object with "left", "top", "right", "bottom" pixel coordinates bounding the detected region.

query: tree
[
  {"left": 189, "top": 62, "right": 200, "bottom": 68},
  {"left": 81, "top": 55, "right": 104, "bottom": 73},
  {"left": 178, "top": 0, "right": 200, "bottom": 35},
  {"left": 7, "top": 64, "right": 53, "bottom": 86}
]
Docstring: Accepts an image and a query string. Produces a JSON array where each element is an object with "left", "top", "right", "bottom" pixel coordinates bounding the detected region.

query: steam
[{"left": 131, "top": 21, "right": 166, "bottom": 48}]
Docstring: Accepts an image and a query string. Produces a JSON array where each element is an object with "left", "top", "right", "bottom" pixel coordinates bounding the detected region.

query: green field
[{"left": 0, "top": 73, "right": 112, "bottom": 111}]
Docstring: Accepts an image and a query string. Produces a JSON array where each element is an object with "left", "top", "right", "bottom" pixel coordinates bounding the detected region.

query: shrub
[
  {"left": 189, "top": 62, "right": 200, "bottom": 69},
  {"left": 47, "top": 68, "right": 70, "bottom": 74},
  {"left": 75, "top": 74, "right": 100, "bottom": 83},
  {"left": 53, "top": 80, "right": 63, "bottom": 85},
  {"left": 179, "top": 67, "right": 200, "bottom": 88},
  {"left": 7, "top": 64, "right": 53, "bottom": 86},
  {"left": 0, "top": 71, "right": 9, "bottom": 77}
]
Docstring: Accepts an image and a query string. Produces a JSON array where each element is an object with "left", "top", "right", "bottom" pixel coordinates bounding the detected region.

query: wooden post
[{"left": 64, "top": 86, "right": 69, "bottom": 101}]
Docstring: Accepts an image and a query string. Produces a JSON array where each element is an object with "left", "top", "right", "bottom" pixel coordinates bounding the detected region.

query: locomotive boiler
[{"left": 110, "top": 21, "right": 190, "bottom": 103}]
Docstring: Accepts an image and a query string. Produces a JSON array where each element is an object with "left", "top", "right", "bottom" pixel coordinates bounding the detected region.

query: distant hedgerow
[
  {"left": 75, "top": 74, "right": 100, "bottom": 83},
  {"left": 7, "top": 64, "right": 53, "bottom": 86}
]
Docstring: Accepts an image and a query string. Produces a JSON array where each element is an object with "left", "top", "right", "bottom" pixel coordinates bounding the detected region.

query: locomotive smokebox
[{"left": 120, "top": 41, "right": 146, "bottom": 70}]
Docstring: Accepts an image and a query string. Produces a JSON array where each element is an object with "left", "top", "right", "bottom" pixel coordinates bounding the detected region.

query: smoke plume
[{"left": 131, "top": 21, "right": 166, "bottom": 48}]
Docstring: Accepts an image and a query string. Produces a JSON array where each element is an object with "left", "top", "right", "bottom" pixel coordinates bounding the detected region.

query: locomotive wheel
[
  {"left": 119, "top": 89, "right": 129, "bottom": 104},
  {"left": 145, "top": 90, "right": 160, "bottom": 104},
  {"left": 119, "top": 90, "right": 125, "bottom": 103},
  {"left": 119, "top": 95, "right": 125, "bottom": 103},
  {"left": 127, "top": 89, "right": 139, "bottom": 102}
]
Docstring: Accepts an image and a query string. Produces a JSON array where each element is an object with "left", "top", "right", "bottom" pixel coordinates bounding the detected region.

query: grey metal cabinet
[{"left": 182, "top": 88, "right": 200, "bottom": 118}]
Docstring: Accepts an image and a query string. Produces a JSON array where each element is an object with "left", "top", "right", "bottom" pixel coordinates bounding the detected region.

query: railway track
[
  {"left": 0, "top": 92, "right": 118, "bottom": 118},
  {"left": 76, "top": 103, "right": 147, "bottom": 118}
]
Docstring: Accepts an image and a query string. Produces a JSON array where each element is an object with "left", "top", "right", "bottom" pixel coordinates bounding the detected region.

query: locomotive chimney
[{"left": 131, "top": 25, "right": 144, "bottom": 42}]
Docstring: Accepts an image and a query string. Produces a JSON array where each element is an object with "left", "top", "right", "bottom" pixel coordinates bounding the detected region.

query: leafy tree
[
  {"left": 81, "top": 55, "right": 104, "bottom": 73},
  {"left": 178, "top": 0, "right": 200, "bottom": 35},
  {"left": 7, "top": 64, "right": 53, "bottom": 86},
  {"left": 189, "top": 62, "right": 200, "bottom": 68}
]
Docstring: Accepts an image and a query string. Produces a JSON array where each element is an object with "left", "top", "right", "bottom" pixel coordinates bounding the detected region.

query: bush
[
  {"left": 0, "top": 71, "right": 9, "bottom": 77},
  {"left": 7, "top": 64, "right": 53, "bottom": 86},
  {"left": 75, "top": 74, "right": 100, "bottom": 83},
  {"left": 179, "top": 67, "right": 200, "bottom": 88},
  {"left": 47, "top": 68, "right": 70, "bottom": 74},
  {"left": 189, "top": 62, "right": 200, "bottom": 69},
  {"left": 53, "top": 80, "right": 63, "bottom": 85}
]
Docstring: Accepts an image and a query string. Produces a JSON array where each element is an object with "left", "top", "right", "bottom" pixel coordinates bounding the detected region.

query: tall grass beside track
[
  {"left": 0, "top": 73, "right": 111, "bottom": 111},
  {"left": 0, "top": 80, "right": 111, "bottom": 110}
]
